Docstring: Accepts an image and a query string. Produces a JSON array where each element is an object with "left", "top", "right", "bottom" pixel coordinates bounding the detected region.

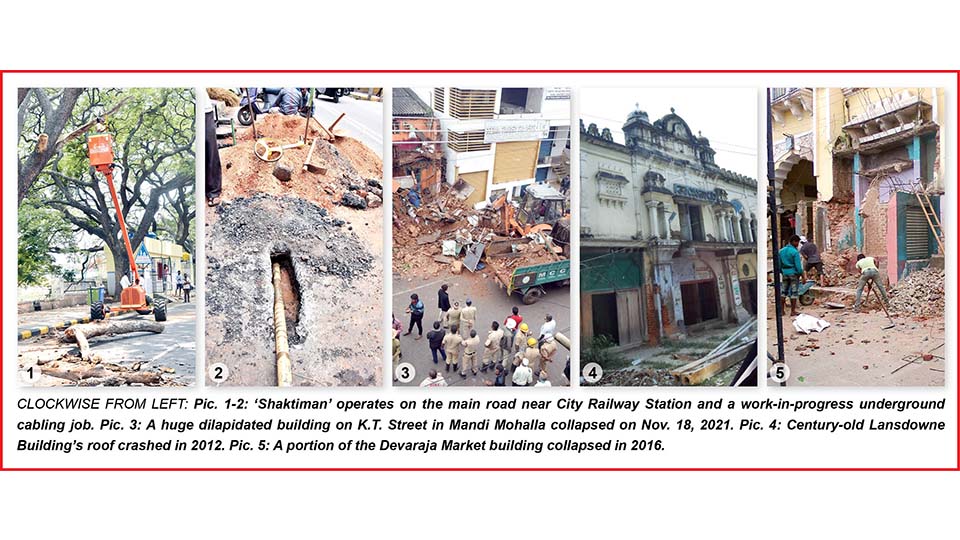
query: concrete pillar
[
  {"left": 733, "top": 214, "right": 743, "bottom": 243},
  {"left": 853, "top": 152, "right": 863, "bottom": 252},
  {"left": 646, "top": 201, "right": 659, "bottom": 239}
]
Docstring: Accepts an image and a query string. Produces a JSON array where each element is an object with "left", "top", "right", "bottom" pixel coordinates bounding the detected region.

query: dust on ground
[{"left": 766, "top": 287, "right": 944, "bottom": 386}]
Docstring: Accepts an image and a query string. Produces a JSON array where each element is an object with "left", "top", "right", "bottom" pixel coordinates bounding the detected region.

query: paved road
[
  {"left": 313, "top": 95, "right": 383, "bottom": 158},
  {"left": 393, "top": 273, "right": 570, "bottom": 387},
  {"left": 18, "top": 302, "right": 197, "bottom": 386}
]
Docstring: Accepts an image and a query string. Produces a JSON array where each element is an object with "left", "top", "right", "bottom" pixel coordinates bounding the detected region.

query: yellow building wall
[{"left": 815, "top": 88, "right": 833, "bottom": 201}]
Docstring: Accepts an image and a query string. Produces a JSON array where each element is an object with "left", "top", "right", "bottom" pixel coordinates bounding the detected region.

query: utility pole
[{"left": 767, "top": 88, "right": 787, "bottom": 386}]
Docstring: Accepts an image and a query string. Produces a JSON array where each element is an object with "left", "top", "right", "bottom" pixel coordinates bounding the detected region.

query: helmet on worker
[{"left": 527, "top": 337, "right": 537, "bottom": 347}]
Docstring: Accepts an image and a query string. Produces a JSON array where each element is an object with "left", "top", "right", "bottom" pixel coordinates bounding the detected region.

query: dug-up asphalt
[{"left": 393, "top": 273, "right": 571, "bottom": 387}]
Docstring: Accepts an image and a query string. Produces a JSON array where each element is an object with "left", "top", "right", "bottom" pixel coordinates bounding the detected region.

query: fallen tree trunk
[
  {"left": 41, "top": 366, "right": 162, "bottom": 385},
  {"left": 64, "top": 320, "right": 164, "bottom": 360}
]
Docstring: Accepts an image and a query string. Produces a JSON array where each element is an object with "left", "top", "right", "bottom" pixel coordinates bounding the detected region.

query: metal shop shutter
[
  {"left": 459, "top": 170, "right": 488, "bottom": 207},
  {"left": 905, "top": 206, "right": 930, "bottom": 260},
  {"left": 493, "top": 141, "right": 538, "bottom": 184}
]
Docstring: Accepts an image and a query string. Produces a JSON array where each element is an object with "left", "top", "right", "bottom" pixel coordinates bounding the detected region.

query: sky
[{"left": 579, "top": 87, "right": 759, "bottom": 178}]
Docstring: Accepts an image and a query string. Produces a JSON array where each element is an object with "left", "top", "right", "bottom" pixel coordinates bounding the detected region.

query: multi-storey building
[
  {"left": 769, "top": 87, "right": 945, "bottom": 285},
  {"left": 428, "top": 87, "right": 570, "bottom": 207},
  {"left": 581, "top": 108, "right": 758, "bottom": 348}
]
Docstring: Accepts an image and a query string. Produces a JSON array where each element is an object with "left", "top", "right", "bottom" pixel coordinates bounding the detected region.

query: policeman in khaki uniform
[
  {"left": 523, "top": 337, "right": 542, "bottom": 374},
  {"left": 482, "top": 321, "right": 503, "bottom": 372},
  {"left": 513, "top": 322, "right": 530, "bottom": 355},
  {"left": 539, "top": 335, "right": 558, "bottom": 376},
  {"left": 461, "top": 329, "right": 480, "bottom": 377},
  {"left": 459, "top": 299, "right": 477, "bottom": 337},
  {"left": 442, "top": 324, "right": 464, "bottom": 373},
  {"left": 447, "top": 301, "right": 462, "bottom": 334}
]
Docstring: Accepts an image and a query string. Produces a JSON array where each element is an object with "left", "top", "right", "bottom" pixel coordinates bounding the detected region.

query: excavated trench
[
  {"left": 270, "top": 250, "right": 303, "bottom": 346},
  {"left": 205, "top": 194, "right": 376, "bottom": 386}
]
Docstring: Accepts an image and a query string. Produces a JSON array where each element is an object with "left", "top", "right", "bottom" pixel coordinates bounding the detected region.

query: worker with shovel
[
  {"left": 778, "top": 234, "right": 806, "bottom": 317},
  {"left": 853, "top": 254, "right": 889, "bottom": 312}
]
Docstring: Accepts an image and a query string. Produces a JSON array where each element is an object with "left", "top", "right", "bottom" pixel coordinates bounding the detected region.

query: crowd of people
[{"left": 393, "top": 284, "right": 567, "bottom": 387}]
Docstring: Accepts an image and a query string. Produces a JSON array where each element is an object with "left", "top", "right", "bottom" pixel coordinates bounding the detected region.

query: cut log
[
  {"left": 41, "top": 366, "right": 162, "bottom": 385},
  {"left": 64, "top": 320, "right": 164, "bottom": 360}
]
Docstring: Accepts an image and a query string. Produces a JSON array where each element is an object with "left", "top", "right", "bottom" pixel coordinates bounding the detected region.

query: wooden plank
[
  {"left": 626, "top": 290, "right": 642, "bottom": 345},
  {"left": 580, "top": 293, "right": 594, "bottom": 342},
  {"left": 671, "top": 342, "right": 753, "bottom": 386},
  {"left": 616, "top": 292, "right": 630, "bottom": 348}
]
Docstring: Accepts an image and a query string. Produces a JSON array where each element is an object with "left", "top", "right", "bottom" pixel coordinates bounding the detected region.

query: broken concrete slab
[{"left": 416, "top": 231, "right": 441, "bottom": 245}]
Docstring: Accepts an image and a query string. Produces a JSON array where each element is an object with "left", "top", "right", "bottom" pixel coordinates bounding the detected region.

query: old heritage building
[
  {"left": 581, "top": 108, "right": 758, "bottom": 348},
  {"left": 769, "top": 87, "right": 945, "bottom": 286}
]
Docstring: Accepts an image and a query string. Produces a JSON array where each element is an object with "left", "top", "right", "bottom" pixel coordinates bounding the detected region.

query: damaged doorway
[
  {"left": 591, "top": 293, "right": 619, "bottom": 345},
  {"left": 680, "top": 280, "right": 720, "bottom": 326}
]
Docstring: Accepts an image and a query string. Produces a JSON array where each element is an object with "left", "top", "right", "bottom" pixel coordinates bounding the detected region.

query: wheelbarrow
[{"left": 768, "top": 273, "right": 817, "bottom": 306}]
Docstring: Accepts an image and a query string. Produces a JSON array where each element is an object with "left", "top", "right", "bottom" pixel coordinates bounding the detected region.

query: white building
[
  {"left": 581, "top": 107, "right": 758, "bottom": 347},
  {"left": 426, "top": 87, "right": 570, "bottom": 208}
]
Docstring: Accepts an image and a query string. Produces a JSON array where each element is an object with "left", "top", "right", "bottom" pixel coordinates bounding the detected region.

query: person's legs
[
  {"left": 853, "top": 272, "right": 869, "bottom": 310},
  {"left": 430, "top": 347, "right": 440, "bottom": 364},
  {"left": 869, "top": 270, "right": 889, "bottom": 304},
  {"left": 414, "top": 315, "right": 423, "bottom": 336},
  {"left": 204, "top": 111, "right": 222, "bottom": 204}
]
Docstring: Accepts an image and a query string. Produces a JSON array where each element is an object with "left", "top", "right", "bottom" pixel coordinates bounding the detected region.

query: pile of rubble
[
  {"left": 596, "top": 368, "right": 680, "bottom": 386},
  {"left": 818, "top": 248, "right": 860, "bottom": 287},
  {"left": 889, "top": 266, "right": 945, "bottom": 319},
  {"left": 219, "top": 114, "right": 383, "bottom": 211},
  {"left": 393, "top": 185, "right": 562, "bottom": 279}
]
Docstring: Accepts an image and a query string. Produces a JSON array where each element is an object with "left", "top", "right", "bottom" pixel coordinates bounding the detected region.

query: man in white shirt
[
  {"left": 538, "top": 314, "right": 556, "bottom": 341},
  {"left": 419, "top": 369, "right": 448, "bottom": 387},
  {"left": 512, "top": 358, "right": 534, "bottom": 387},
  {"left": 534, "top": 372, "right": 551, "bottom": 387}
]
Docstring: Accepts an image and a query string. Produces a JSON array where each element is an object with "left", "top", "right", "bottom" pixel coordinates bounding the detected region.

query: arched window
[{"left": 750, "top": 215, "right": 757, "bottom": 243}]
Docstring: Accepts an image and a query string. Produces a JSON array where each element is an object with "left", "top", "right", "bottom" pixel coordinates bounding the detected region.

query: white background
[{"left": 2, "top": 1, "right": 959, "bottom": 537}]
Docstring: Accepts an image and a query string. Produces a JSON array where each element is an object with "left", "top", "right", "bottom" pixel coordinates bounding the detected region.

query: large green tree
[{"left": 19, "top": 88, "right": 196, "bottom": 294}]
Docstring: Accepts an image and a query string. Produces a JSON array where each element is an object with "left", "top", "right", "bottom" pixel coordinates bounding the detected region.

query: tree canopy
[{"left": 18, "top": 88, "right": 196, "bottom": 291}]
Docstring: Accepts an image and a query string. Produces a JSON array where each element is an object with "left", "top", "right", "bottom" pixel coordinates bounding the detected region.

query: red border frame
[{"left": 2, "top": 69, "right": 958, "bottom": 472}]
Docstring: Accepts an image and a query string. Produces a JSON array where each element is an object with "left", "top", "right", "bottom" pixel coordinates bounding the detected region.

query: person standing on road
[
  {"left": 426, "top": 321, "right": 446, "bottom": 366},
  {"left": 482, "top": 321, "right": 503, "bottom": 372},
  {"left": 202, "top": 90, "right": 222, "bottom": 207},
  {"left": 461, "top": 329, "right": 480, "bottom": 377},
  {"left": 460, "top": 299, "right": 477, "bottom": 338},
  {"left": 512, "top": 358, "right": 534, "bottom": 387},
  {"left": 442, "top": 324, "right": 464, "bottom": 374},
  {"left": 778, "top": 234, "right": 806, "bottom": 317},
  {"left": 799, "top": 236, "right": 826, "bottom": 287},
  {"left": 182, "top": 278, "right": 193, "bottom": 303},
  {"left": 447, "top": 301, "right": 462, "bottom": 334},
  {"left": 404, "top": 293, "right": 425, "bottom": 339},
  {"left": 175, "top": 270, "right": 183, "bottom": 299},
  {"left": 437, "top": 284, "right": 451, "bottom": 327},
  {"left": 419, "top": 369, "right": 448, "bottom": 387},
  {"left": 539, "top": 335, "right": 558, "bottom": 375},
  {"left": 853, "top": 254, "right": 889, "bottom": 312},
  {"left": 503, "top": 306, "right": 522, "bottom": 352},
  {"left": 392, "top": 314, "right": 402, "bottom": 337},
  {"left": 392, "top": 329, "right": 401, "bottom": 382},
  {"left": 513, "top": 323, "right": 530, "bottom": 356},
  {"left": 538, "top": 314, "right": 556, "bottom": 342},
  {"left": 522, "top": 337, "right": 542, "bottom": 374}
]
